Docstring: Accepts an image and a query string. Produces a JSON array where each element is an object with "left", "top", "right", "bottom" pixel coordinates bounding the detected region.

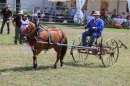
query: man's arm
[
  {"left": 85, "top": 19, "right": 92, "bottom": 28},
  {"left": 0, "top": 13, "right": 1, "bottom": 19},
  {"left": 0, "top": 10, "right": 4, "bottom": 19},
  {"left": 96, "top": 20, "right": 104, "bottom": 31},
  {"left": 12, "top": 19, "right": 16, "bottom": 28},
  {"left": 9, "top": 10, "right": 13, "bottom": 19}
]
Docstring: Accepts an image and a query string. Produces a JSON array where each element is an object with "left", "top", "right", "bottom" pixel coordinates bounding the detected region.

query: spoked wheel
[
  {"left": 70, "top": 35, "right": 88, "bottom": 62},
  {"left": 100, "top": 38, "right": 119, "bottom": 67}
]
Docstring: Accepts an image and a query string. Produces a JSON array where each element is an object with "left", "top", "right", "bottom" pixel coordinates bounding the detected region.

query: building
[
  {"left": 71, "top": 0, "right": 129, "bottom": 14},
  {"left": 0, "top": 0, "right": 129, "bottom": 14}
]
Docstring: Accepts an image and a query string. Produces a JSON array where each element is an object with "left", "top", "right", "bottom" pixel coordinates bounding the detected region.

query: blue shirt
[
  {"left": 86, "top": 18, "right": 104, "bottom": 37},
  {"left": 69, "top": 11, "right": 75, "bottom": 17},
  {"left": 49, "top": 10, "right": 54, "bottom": 14}
]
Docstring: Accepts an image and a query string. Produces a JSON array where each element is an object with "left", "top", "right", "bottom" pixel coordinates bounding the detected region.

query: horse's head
[{"left": 20, "top": 18, "right": 36, "bottom": 42}]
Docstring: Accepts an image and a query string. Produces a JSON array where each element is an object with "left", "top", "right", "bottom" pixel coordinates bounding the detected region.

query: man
[
  {"left": 0, "top": 4, "right": 12, "bottom": 34},
  {"left": 12, "top": 11, "right": 24, "bottom": 45},
  {"left": 82, "top": 11, "right": 104, "bottom": 47},
  {"left": 69, "top": 8, "right": 75, "bottom": 17},
  {"left": 55, "top": 8, "right": 62, "bottom": 16},
  {"left": 62, "top": 8, "right": 69, "bottom": 24},
  {"left": 48, "top": 7, "right": 55, "bottom": 15},
  {"left": 48, "top": 7, "right": 54, "bottom": 22}
]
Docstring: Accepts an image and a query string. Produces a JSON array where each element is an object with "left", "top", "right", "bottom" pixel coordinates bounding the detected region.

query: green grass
[{"left": 0, "top": 22, "right": 130, "bottom": 86}]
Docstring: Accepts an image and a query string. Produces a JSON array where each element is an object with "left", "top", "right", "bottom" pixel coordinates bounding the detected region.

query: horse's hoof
[
  {"left": 60, "top": 64, "right": 64, "bottom": 67},
  {"left": 32, "top": 67, "right": 37, "bottom": 70},
  {"left": 52, "top": 65, "right": 57, "bottom": 69},
  {"left": 61, "top": 65, "right": 64, "bottom": 68},
  {"left": 33, "top": 64, "right": 38, "bottom": 69},
  {"left": 60, "top": 62, "right": 64, "bottom": 67}
]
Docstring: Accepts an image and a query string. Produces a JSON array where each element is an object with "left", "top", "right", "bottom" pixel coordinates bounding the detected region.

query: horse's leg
[
  {"left": 60, "top": 57, "right": 64, "bottom": 67},
  {"left": 60, "top": 47, "right": 64, "bottom": 67},
  {"left": 60, "top": 45, "right": 67, "bottom": 67},
  {"left": 32, "top": 50, "right": 38, "bottom": 69},
  {"left": 53, "top": 47, "right": 62, "bottom": 69},
  {"left": 32, "top": 48, "right": 42, "bottom": 69}
]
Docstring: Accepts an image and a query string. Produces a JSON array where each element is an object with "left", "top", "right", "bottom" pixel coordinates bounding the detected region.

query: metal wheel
[
  {"left": 100, "top": 38, "right": 119, "bottom": 67},
  {"left": 70, "top": 35, "right": 88, "bottom": 62}
]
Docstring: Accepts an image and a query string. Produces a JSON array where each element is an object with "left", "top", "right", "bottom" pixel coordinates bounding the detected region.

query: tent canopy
[{"left": 48, "top": 0, "right": 69, "bottom": 2}]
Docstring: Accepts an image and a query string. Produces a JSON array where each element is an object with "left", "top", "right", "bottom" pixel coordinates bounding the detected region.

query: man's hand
[
  {"left": 92, "top": 27, "right": 97, "bottom": 30},
  {"left": 9, "top": 17, "right": 12, "bottom": 20},
  {"left": 0, "top": 14, "right": 3, "bottom": 19},
  {"left": 84, "top": 25, "right": 87, "bottom": 29}
]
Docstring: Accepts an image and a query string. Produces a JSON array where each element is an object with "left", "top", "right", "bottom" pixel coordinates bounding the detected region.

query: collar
[{"left": 94, "top": 18, "right": 100, "bottom": 23}]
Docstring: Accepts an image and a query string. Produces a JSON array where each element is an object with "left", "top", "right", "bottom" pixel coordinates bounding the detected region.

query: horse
[{"left": 20, "top": 19, "right": 68, "bottom": 69}]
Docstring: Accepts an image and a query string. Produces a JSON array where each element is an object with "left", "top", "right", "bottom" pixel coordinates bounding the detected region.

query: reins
[{"left": 25, "top": 25, "right": 37, "bottom": 42}]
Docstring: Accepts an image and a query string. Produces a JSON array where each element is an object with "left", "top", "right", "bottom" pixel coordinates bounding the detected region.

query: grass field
[{"left": 0, "top": 22, "right": 130, "bottom": 86}]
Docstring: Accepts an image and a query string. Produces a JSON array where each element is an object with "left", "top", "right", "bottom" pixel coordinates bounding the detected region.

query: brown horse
[{"left": 21, "top": 19, "right": 68, "bottom": 69}]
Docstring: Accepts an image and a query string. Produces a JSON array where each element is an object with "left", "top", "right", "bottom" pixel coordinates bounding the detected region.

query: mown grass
[{"left": 0, "top": 22, "right": 130, "bottom": 86}]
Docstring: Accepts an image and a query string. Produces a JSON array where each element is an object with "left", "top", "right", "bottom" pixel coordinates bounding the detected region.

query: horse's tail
[{"left": 60, "top": 38, "right": 68, "bottom": 61}]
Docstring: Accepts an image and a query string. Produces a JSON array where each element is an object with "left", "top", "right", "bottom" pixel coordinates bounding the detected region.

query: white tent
[
  {"left": 73, "top": 0, "right": 85, "bottom": 24},
  {"left": 74, "top": 0, "right": 130, "bottom": 24},
  {"left": 128, "top": 0, "right": 130, "bottom": 11},
  {"left": 48, "top": 0, "right": 69, "bottom": 2}
]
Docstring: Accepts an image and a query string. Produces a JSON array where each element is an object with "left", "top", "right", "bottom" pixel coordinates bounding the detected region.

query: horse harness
[
  {"left": 25, "top": 25, "right": 65, "bottom": 52},
  {"left": 38, "top": 27, "right": 65, "bottom": 53}
]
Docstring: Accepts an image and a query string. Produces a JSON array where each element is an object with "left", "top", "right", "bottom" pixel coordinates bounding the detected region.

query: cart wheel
[
  {"left": 100, "top": 38, "right": 119, "bottom": 67},
  {"left": 70, "top": 35, "right": 88, "bottom": 62}
]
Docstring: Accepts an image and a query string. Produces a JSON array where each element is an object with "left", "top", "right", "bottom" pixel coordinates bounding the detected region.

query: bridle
[{"left": 21, "top": 19, "right": 37, "bottom": 42}]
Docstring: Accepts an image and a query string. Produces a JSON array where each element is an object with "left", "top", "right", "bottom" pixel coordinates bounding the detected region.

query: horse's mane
[{"left": 29, "top": 21, "right": 36, "bottom": 29}]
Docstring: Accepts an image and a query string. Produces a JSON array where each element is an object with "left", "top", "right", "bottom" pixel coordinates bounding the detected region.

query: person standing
[
  {"left": 12, "top": 11, "right": 24, "bottom": 45},
  {"left": 82, "top": 11, "right": 104, "bottom": 47},
  {"left": 32, "top": 7, "right": 38, "bottom": 20},
  {"left": 0, "top": 4, "right": 12, "bottom": 34}
]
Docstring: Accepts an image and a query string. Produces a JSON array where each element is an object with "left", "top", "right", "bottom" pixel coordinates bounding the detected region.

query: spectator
[
  {"left": 124, "top": 15, "right": 130, "bottom": 29},
  {"left": 0, "top": 4, "right": 12, "bottom": 35},
  {"left": 32, "top": 7, "right": 38, "bottom": 18},
  {"left": 62, "top": 8, "right": 69, "bottom": 24},
  {"left": 127, "top": 15, "right": 130, "bottom": 29},
  {"left": 116, "top": 14, "right": 120, "bottom": 18},
  {"left": 40, "top": 10, "right": 45, "bottom": 21},
  {"left": 86, "top": 11, "right": 94, "bottom": 21},
  {"left": 48, "top": 7, "right": 55, "bottom": 22},
  {"left": 126, "top": 14, "right": 130, "bottom": 19},
  {"left": 48, "top": 7, "right": 55, "bottom": 16},
  {"left": 44, "top": 7, "right": 48, "bottom": 13},
  {"left": 100, "top": 8, "right": 106, "bottom": 19},
  {"left": 107, "top": 14, "right": 115, "bottom": 24},
  {"left": 37, "top": 7, "right": 41, "bottom": 18},
  {"left": 106, "top": 11, "right": 112, "bottom": 18},
  {"left": 82, "top": 10, "right": 88, "bottom": 24},
  {"left": 112, "top": 9, "right": 117, "bottom": 18},
  {"left": 90, "top": 11, "right": 95, "bottom": 16},
  {"left": 55, "top": 8, "right": 62, "bottom": 16},
  {"left": 121, "top": 12, "right": 127, "bottom": 19},
  {"left": 69, "top": 8, "right": 75, "bottom": 17},
  {"left": 12, "top": 11, "right": 24, "bottom": 45}
]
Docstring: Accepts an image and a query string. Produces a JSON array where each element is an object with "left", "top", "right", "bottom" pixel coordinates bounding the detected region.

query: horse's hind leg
[
  {"left": 60, "top": 58, "right": 64, "bottom": 67},
  {"left": 53, "top": 53, "right": 60, "bottom": 69},
  {"left": 60, "top": 45, "right": 67, "bottom": 67},
  {"left": 53, "top": 47, "right": 62, "bottom": 69}
]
